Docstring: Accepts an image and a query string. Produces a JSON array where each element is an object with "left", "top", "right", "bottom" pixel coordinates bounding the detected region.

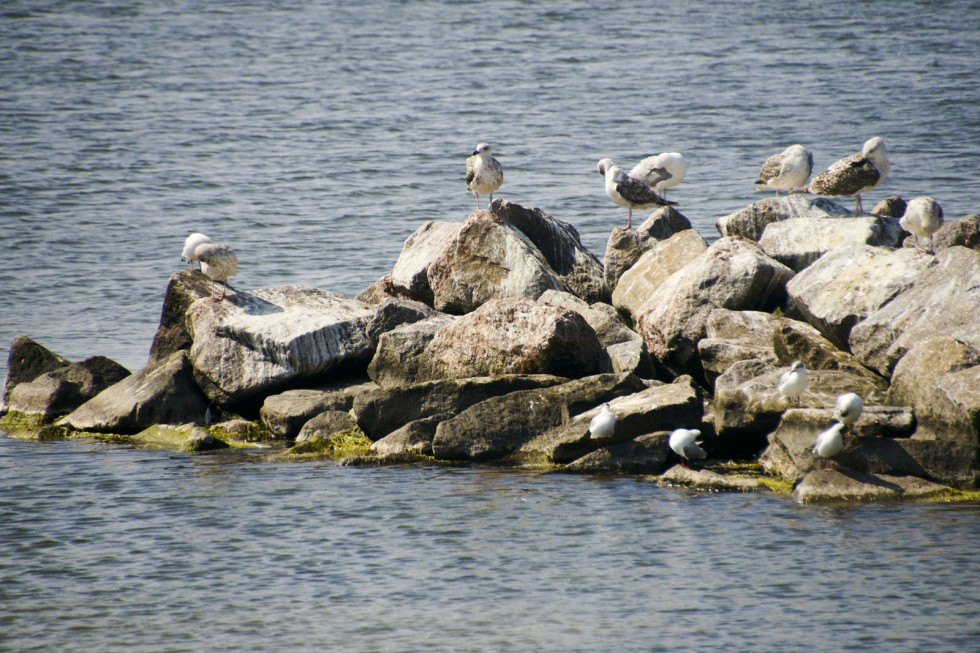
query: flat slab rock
[
  {"left": 792, "top": 469, "right": 948, "bottom": 503},
  {"left": 659, "top": 465, "right": 762, "bottom": 491}
]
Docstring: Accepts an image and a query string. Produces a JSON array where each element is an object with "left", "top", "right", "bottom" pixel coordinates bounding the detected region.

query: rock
[
  {"left": 417, "top": 298, "right": 603, "bottom": 382},
  {"left": 183, "top": 427, "right": 230, "bottom": 452},
  {"left": 602, "top": 207, "right": 692, "bottom": 289},
  {"left": 787, "top": 246, "right": 936, "bottom": 351},
  {"left": 758, "top": 215, "right": 905, "bottom": 272},
  {"left": 186, "top": 286, "right": 375, "bottom": 408},
  {"left": 659, "top": 465, "right": 762, "bottom": 491},
  {"left": 612, "top": 229, "right": 708, "bottom": 322},
  {"left": 871, "top": 195, "right": 907, "bottom": 218},
  {"left": 492, "top": 200, "right": 608, "bottom": 304},
  {"left": 370, "top": 415, "right": 445, "bottom": 457},
  {"left": 715, "top": 195, "right": 852, "bottom": 241},
  {"left": 59, "top": 352, "right": 210, "bottom": 434},
  {"left": 356, "top": 274, "right": 413, "bottom": 305},
  {"left": 1, "top": 336, "right": 71, "bottom": 415},
  {"left": 904, "top": 214, "right": 980, "bottom": 251},
  {"left": 364, "top": 297, "right": 438, "bottom": 343},
  {"left": 296, "top": 411, "right": 359, "bottom": 443},
  {"left": 147, "top": 270, "right": 214, "bottom": 365},
  {"left": 5, "top": 355, "right": 130, "bottom": 421},
  {"left": 698, "top": 310, "right": 780, "bottom": 383},
  {"left": 209, "top": 418, "right": 267, "bottom": 443},
  {"left": 390, "top": 221, "right": 463, "bottom": 304},
  {"left": 634, "top": 237, "right": 794, "bottom": 377},
  {"left": 352, "top": 374, "right": 567, "bottom": 440},
  {"left": 260, "top": 379, "right": 377, "bottom": 439},
  {"left": 367, "top": 314, "right": 456, "bottom": 388},
  {"left": 792, "top": 469, "right": 948, "bottom": 503},
  {"left": 426, "top": 210, "right": 561, "bottom": 314},
  {"left": 561, "top": 432, "right": 671, "bottom": 474},
  {"left": 849, "top": 247, "right": 980, "bottom": 377},
  {"left": 432, "top": 373, "right": 648, "bottom": 462}
]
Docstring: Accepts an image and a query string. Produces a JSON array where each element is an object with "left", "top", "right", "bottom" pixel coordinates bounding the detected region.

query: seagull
[
  {"left": 181, "top": 232, "right": 213, "bottom": 269},
  {"left": 669, "top": 428, "right": 706, "bottom": 467},
  {"left": 755, "top": 144, "right": 813, "bottom": 196},
  {"left": 900, "top": 196, "right": 944, "bottom": 252},
  {"left": 465, "top": 142, "right": 503, "bottom": 210},
  {"left": 189, "top": 240, "right": 238, "bottom": 300},
  {"left": 778, "top": 361, "right": 808, "bottom": 405},
  {"left": 629, "top": 152, "right": 687, "bottom": 199},
  {"left": 597, "top": 158, "right": 677, "bottom": 229},
  {"left": 803, "top": 136, "right": 889, "bottom": 212},
  {"left": 588, "top": 403, "right": 616, "bottom": 440},
  {"left": 833, "top": 392, "right": 864, "bottom": 435},
  {"left": 812, "top": 422, "right": 845, "bottom": 468}
]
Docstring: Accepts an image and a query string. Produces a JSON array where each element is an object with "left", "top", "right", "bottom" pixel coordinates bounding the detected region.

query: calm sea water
[{"left": 2, "top": 1, "right": 979, "bottom": 650}]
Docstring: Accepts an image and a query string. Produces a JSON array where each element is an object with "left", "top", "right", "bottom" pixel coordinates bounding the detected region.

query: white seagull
[
  {"left": 669, "top": 428, "right": 706, "bottom": 466},
  {"left": 181, "top": 232, "right": 213, "bottom": 269},
  {"left": 187, "top": 239, "right": 238, "bottom": 300},
  {"left": 833, "top": 392, "right": 864, "bottom": 435},
  {"left": 804, "top": 136, "right": 889, "bottom": 212},
  {"left": 900, "top": 196, "right": 944, "bottom": 252},
  {"left": 629, "top": 152, "right": 687, "bottom": 199},
  {"left": 812, "top": 422, "right": 845, "bottom": 467},
  {"left": 755, "top": 144, "right": 813, "bottom": 196},
  {"left": 778, "top": 361, "right": 808, "bottom": 405},
  {"left": 588, "top": 403, "right": 616, "bottom": 440},
  {"left": 465, "top": 142, "right": 503, "bottom": 210},
  {"left": 597, "top": 158, "right": 677, "bottom": 229}
]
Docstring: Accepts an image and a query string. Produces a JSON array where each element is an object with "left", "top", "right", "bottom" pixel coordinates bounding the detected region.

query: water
[{"left": 2, "top": 1, "right": 979, "bottom": 649}]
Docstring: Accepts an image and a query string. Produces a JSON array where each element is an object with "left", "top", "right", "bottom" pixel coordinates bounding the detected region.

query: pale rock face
[
  {"left": 602, "top": 206, "right": 693, "bottom": 290},
  {"left": 759, "top": 215, "right": 905, "bottom": 272},
  {"left": 715, "top": 194, "right": 851, "bottom": 242},
  {"left": 390, "top": 221, "right": 463, "bottom": 303}
]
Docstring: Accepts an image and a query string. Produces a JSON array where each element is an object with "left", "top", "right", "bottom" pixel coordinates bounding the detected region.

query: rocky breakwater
[{"left": 2, "top": 198, "right": 979, "bottom": 502}]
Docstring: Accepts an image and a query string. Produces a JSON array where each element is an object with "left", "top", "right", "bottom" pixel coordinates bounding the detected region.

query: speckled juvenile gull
[
  {"left": 900, "top": 196, "right": 944, "bottom": 252},
  {"left": 778, "top": 360, "right": 808, "bottom": 404},
  {"left": 669, "top": 428, "right": 706, "bottom": 466},
  {"left": 629, "top": 151, "right": 687, "bottom": 199},
  {"left": 465, "top": 142, "right": 503, "bottom": 210},
  {"left": 804, "top": 136, "right": 889, "bottom": 212},
  {"left": 597, "top": 158, "right": 677, "bottom": 229},
  {"left": 812, "top": 422, "right": 845, "bottom": 465},
  {"left": 755, "top": 144, "right": 813, "bottom": 196},
  {"left": 833, "top": 392, "right": 864, "bottom": 434},
  {"left": 588, "top": 402, "right": 616, "bottom": 440},
  {"left": 191, "top": 240, "right": 238, "bottom": 300},
  {"left": 181, "top": 232, "right": 213, "bottom": 269}
]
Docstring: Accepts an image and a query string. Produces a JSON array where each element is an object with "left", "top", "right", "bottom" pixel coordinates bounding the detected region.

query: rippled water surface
[{"left": 2, "top": 1, "right": 980, "bottom": 650}]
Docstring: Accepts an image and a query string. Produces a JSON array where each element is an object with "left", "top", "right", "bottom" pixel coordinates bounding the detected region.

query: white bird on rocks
[
  {"left": 181, "top": 232, "right": 213, "bottom": 269},
  {"left": 669, "top": 428, "right": 706, "bottom": 466},
  {"left": 465, "top": 142, "right": 503, "bottom": 210},
  {"left": 812, "top": 422, "right": 845, "bottom": 466},
  {"left": 629, "top": 151, "right": 687, "bottom": 199},
  {"left": 187, "top": 239, "right": 238, "bottom": 300},
  {"left": 588, "top": 403, "right": 616, "bottom": 440},
  {"left": 803, "top": 136, "right": 889, "bottom": 212},
  {"left": 778, "top": 361, "right": 808, "bottom": 405},
  {"left": 900, "top": 196, "right": 944, "bottom": 252},
  {"left": 755, "top": 144, "right": 813, "bottom": 196},
  {"left": 833, "top": 392, "right": 864, "bottom": 434},
  {"left": 596, "top": 158, "right": 677, "bottom": 229}
]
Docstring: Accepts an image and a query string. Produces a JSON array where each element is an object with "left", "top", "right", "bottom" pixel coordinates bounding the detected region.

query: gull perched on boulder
[
  {"left": 597, "top": 158, "right": 677, "bottom": 229},
  {"left": 803, "top": 136, "right": 889, "bottom": 212},
  {"left": 629, "top": 151, "right": 687, "bottom": 199},
  {"left": 900, "top": 196, "right": 944, "bottom": 252},
  {"left": 833, "top": 392, "right": 864, "bottom": 435},
  {"left": 669, "top": 428, "right": 706, "bottom": 467},
  {"left": 181, "top": 232, "right": 213, "bottom": 270},
  {"left": 755, "top": 144, "right": 813, "bottom": 196},
  {"left": 465, "top": 142, "right": 503, "bottom": 210},
  {"left": 588, "top": 403, "right": 616, "bottom": 440},
  {"left": 183, "top": 235, "right": 238, "bottom": 300},
  {"left": 812, "top": 422, "right": 845, "bottom": 468},
  {"left": 778, "top": 360, "right": 808, "bottom": 405}
]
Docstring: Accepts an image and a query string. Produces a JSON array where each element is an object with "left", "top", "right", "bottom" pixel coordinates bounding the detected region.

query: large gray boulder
[
  {"left": 364, "top": 297, "right": 438, "bottom": 344},
  {"left": 367, "top": 314, "right": 456, "bottom": 388},
  {"left": 759, "top": 215, "right": 905, "bottom": 272},
  {"left": 148, "top": 270, "right": 214, "bottom": 365},
  {"left": 390, "top": 221, "right": 463, "bottom": 304},
  {"left": 792, "top": 469, "right": 948, "bottom": 503},
  {"left": 59, "top": 352, "right": 209, "bottom": 434},
  {"left": 260, "top": 379, "right": 378, "bottom": 439},
  {"left": 602, "top": 207, "right": 692, "bottom": 289},
  {"left": 612, "top": 229, "right": 708, "bottom": 322},
  {"left": 787, "top": 246, "right": 936, "bottom": 351},
  {"left": 417, "top": 298, "right": 603, "bottom": 382},
  {"left": 634, "top": 237, "right": 795, "bottom": 377},
  {"left": 849, "top": 247, "right": 980, "bottom": 377},
  {"left": 561, "top": 432, "right": 672, "bottom": 474},
  {"left": 5, "top": 355, "right": 130, "bottom": 422},
  {"left": 1, "top": 336, "right": 71, "bottom": 415},
  {"left": 716, "top": 195, "right": 852, "bottom": 241},
  {"left": 370, "top": 415, "right": 445, "bottom": 457},
  {"left": 186, "top": 286, "right": 375, "bottom": 408}
]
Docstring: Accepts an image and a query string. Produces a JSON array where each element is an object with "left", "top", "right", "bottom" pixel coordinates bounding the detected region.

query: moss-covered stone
[{"left": 282, "top": 426, "right": 372, "bottom": 460}]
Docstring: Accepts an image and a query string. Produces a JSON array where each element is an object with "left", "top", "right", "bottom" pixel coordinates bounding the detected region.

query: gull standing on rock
[
  {"left": 833, "top": 392, "right": 864, "bottom": 435},
  {"left": 755, "top": 144, "right": 813, "bottom": 196},
  {"left": 803, "top": 136, "right": 889, "bottom": 212},
  {"left": 812, "top": 422, "right": 845, "bottom": 468},
  {"left": 185, "top": 238, "right": 238, "bottom": 301},
  {"left": 597, "top": 158, "right": 677, "bottom": 229},
  {"left": 629, "top": 152, "right": 687, "bottom": 199},
  {"left": 900, "top": 196, "right": 944, "bottom": 252},
  {"left": 669, "top": 428, "right": 706, "bottom": 466},
  {"left": 181, "top": 232, "right": 213, "bottom": 269},
  {"left": 778, "top": 361, "right": 808, "bottom": 405},
  {"left": 465, "top": 142, "right": 503, "bottom": 210},
  {"left": 589, "top": 403, "right": 616, "bottom": 440}
]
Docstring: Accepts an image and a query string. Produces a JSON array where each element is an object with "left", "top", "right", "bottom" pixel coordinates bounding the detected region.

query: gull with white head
[
  {"left": 588, "top": 403, "right": 616, "bottom": 440},
  {"left": 900, "top": 196, "right": 944, "bottom": 252},
  {"left": 629, "top": 151, "right": 687, "bottom": 199},
  {"left": 597, "top": 158, "right": 677, "bottom": 229},
  {"left": 465, "top": 142, "right": 503, "bottom": 210},
  {"left": 182, "top": 235, "right": 238, "bottom": 301},
  {"left": 181, "top": 232, "right": 213, "bottom": 269},
  {"left": 812, "top": 422, "right": 845, "bottom": 468},
  {"left": 833, "top": 392, "right": 864, "bottom": 435},
  {"left": 803, "top": 136, "right": 889, "bottom": 212},
  {"left": 756, "top": 144, "right": 813, "bottom": 196},
  {"left": 778, "top": 361, "right": 808, "bottom": 405},
  {"left": 669, "top": 428, "right": 706, "bottom": 467}
]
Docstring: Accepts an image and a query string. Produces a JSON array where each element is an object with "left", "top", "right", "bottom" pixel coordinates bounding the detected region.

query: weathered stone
[
  {"left": 296, "top": 411, "right": 359, "bottom": 443},
  {"left": 390, "top": 221, "right": 464, "bottom": 304},
  {"left": 370, "top": 415, "right": 446, "bottom": 457},
  {"left": 792, "top": 469, "right": 948, "bottom": 503},
  {"left": 59, "top": 352, "right": 210, "bottom": 434},
  {"left": 5, "top": 355, "right": 130, "bottom": 421},
  {"left": 426, "top": 211, "right": 561, "bottom": 314},
  {"left": 659, "top": 465, "right": 762, "bottom": 491},
  {"left": 561, "top": 432, "right": 671, "bottom": 474},
  {"left": 871, "top": 196, "right": 907, "bottom": 218},
  {"left": 186, "top": 286, "right": 375, "bottom": 408},
  {"left": 759, "top": 215, "right": 905, "bottom": 272},
  {"left": 367, "top": 314, "right": 456, "bottom": 388},
  {"left": 612, "top": 229, "right": 708, "bottom": 322},
  {"left": 492, "top": 200, "right": 608, "bottom": 304},
  {"left": 260, "top": 379, "right": 377, "bottom": 439},
  {"left": 432, "top": 373, "right": 648, "bottom": 462},
  {"left": 787, "top": 246, "right": 936, "bottom": 351},
  {"left": 147, "top": 270, "right": 214, "bottom": 365},
  {"left": 716, "top": 195, "right": 852, "bottom": 241},
  {"left": 184, "top": 427, "right": 230, "bottom": 452},
  {"left": 634, "top": 238, "right": 794, "bottom": 377},
  {"left": 903, "top": 214, "right": 980, "bottom": 251},
  {"left": 849, "top": 247, "right": 980, "bottom": 377},
  {"left": 353, "top": 375, "right": 567, "bottom": 440},
  {"left": 698, "top": 310, "right": 780, "bottom": 383},
  {"left": 365, "top": 297, "right": 438, "bottom": 343},
  {"left": 1, "top": 336, "right": 71, "bottom": 415},
  {"left": 418, "top": 298, "right": 603, "bottom": 382},
  {"left": 602, "top": 207, "right": 692, "bottom": 289},
  {"left": 356, "top": 274, "right": 412, "bottom": 305}
]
